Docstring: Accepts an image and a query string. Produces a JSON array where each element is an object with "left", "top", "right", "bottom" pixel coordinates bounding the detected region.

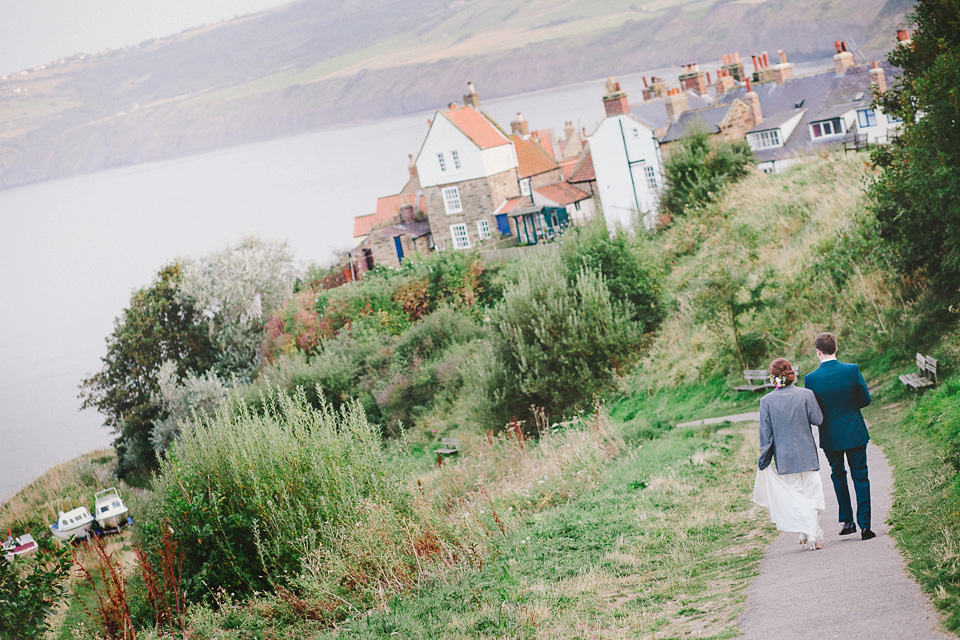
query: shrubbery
[
  {"left": 659, "top": 128, "right": 754, "bottom": 218},
  {"left": 139, "top": 392, "right": 457, "bottom": 610},
  {"left": 910, "top": 375, "right": 960, "bottom": 486}
]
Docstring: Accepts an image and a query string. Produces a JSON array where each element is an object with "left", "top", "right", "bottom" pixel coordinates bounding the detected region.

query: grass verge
[
  {"left": 309, "top": 420, "right": 773, "bottom": 639},
  {"left": 866, "top": 393, "right": 960, "bottom": 634}
]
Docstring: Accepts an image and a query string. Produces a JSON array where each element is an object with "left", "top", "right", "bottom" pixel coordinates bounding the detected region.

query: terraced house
[{"left": 415, "top": 100, "right": 521, "bottom": 251}]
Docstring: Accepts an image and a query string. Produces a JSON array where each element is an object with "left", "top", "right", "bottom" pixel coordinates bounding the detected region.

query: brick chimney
[
  {"left": 869, "top": 60, "right": 887, "bottom": 93},
  {"left": 896, "top": 29, "right": 913, "bottom": 47},
  {"left": 773, "top": 49, "right": 793, "bottom": 85},
  {"left": 745, "top": 78, "right": 762, "bottom": 126},
  {"left": 408, "top": 153, "right": 417, "bottom": 177},
  {"left": 834, "top": 41, "right": 854, "bottom": 74},
  {"left": 564, "top": 121, "right": 576, "bottom": 141},
  {"left": 602, "top": 76, "right": 630, "bottom": 116},
  {"left": 754, "top": 51, "right": 776, "bottom": 84},
  {"left": 679, "top": 62, "right": 707, "bottom": 94},
  {"left": 463, "top": 81, "right": 480, "bottom": 107},
  {"left": 714, "top": 68, "right": 736, "bottom": 97},
  {"left": 721, "top": 52, "right": 745, "bottom": 81},
  {"left": 511, "top": 112, "right": 530, "bottom": 136},
  {"left": 664, "top": 87, "right": 689, "bottom": 123}
]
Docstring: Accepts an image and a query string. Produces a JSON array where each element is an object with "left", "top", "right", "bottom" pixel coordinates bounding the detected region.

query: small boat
[
  {"left": 93, "top": 487, "right": 130, "bottom": 531},
  {"left": 3, "top": 530, "right": 39, "bottom": 562},
  {"left": 50, "top": 505, "right": 95, "bottom": 541}
]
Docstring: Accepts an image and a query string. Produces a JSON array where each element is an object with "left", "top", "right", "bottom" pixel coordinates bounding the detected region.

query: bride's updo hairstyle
[{"left": 769, "top": 358, "right": 796, "bottom": 385}]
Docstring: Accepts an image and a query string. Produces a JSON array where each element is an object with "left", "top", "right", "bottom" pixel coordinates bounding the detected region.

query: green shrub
[
  {"left": 140, "top": 392, "right": 456, "bottom": 609},
  {"left": 477, "top": 253, "right": 645, "bottom": 427},
  {"left": 660, "top": 128, "right": 754, "bottom": 217},
  {"left": 559, "top": 218, "right": 664, "bottom": 330}
]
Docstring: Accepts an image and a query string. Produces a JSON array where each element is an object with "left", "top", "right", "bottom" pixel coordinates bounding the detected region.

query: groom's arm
[
  {"left": 758, "top": 402, "right": 774, "bottom": 470},
  {"left": 854, "top": 366, "right": 871, "bottom": 409}
]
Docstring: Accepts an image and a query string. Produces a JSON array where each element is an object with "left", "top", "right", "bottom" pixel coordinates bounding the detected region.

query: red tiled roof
[
  {"left": 531, "top": 129, "right": 556, "bottom": 159},
  {"left": 443, "top": 106, "right": 511, "bottom": 149},
  {"left": 567, "top": 148, "right": 596, "bottom": 184},
  {"left": 496, "top": 196, "right": 527, "bottom": 215},
  {"left": 354, "top": 192, "right": 424, "bottom": 237},
  {"left": 559, "top": 157, "right": 579, "bottom": 180},
  {"left": 534, "top": 181, "right": 590, "bottom": 206},
  {"left": 512, "top": 135, "right": 558, "bottom": 178}
]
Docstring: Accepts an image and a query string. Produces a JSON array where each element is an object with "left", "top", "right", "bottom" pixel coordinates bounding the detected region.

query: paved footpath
[{"left": 679, "top": 412, "right": 953, "bottom": 639}]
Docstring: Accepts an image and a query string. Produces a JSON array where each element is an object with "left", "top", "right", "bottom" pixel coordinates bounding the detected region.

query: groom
[{"left": 804, "top": 332, "right": 875, "bottom": 540}]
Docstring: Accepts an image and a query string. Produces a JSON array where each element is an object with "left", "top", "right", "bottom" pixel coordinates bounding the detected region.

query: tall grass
[{"left": 139, "top": 390, "right": 460, "bottom": 616}]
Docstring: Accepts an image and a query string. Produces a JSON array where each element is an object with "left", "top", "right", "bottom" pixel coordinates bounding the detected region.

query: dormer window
[
  {"left": 451, "top": 150, "right": 461, "bottom": 170},
  {"left": 438, "top": 152, "right": 447, "bottom": 172},
  {"left": 749, "top": 129, "right": 782, "bottom": 149},
  {"left": 810, "top": 117, "right": 843, "bottom": 139}
]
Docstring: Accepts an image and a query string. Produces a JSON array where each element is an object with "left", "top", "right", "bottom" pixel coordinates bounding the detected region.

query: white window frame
[
  {"left": 751, "top": 129, "right": 782, "bottom": 149},
  {"left": 451, "top": 149, "right": 461, "bottom": 170},
  {"left": 519, "top": 178, "right": 531, "bottom": 196},
  {"left": 476, "top": 219, "right": 491, "bottom": 240},
  {"left": 437, "top": 152, "right": 447, "bottom": 172},
  {"left": 810, "top": 117, "right": 843, "bottom": 139},
  {"left": 857, "top": 108, "right": 878, "bottom": 128},
  {"left": 441, "top": 186, "right": 463, "bottom": 214},
  {"left": 644, "top": 165, "right": 658, "bottom": 190},
  {"left": 450, "top": 223, "right": 470, "bottom": 249}
]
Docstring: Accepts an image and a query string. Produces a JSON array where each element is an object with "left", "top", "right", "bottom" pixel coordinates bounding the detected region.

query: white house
[
  {"left": 587, "top": 78, "right": 665, "bottom": 230},
  {"left": 414, "top": 103, "right": 520, "bottom": 249}
]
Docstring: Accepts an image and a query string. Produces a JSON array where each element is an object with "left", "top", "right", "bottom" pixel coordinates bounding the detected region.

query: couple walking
[{"left": 752, "top": 332, "right": 874, "bottom": 550}]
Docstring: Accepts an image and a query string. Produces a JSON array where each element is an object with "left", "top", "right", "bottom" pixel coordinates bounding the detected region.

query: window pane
[
  {"left": 437, "top": 152, "right": 446, "bottom": 172},
  {"left": 450, "top": 224, "right": 470, "bottom": 249},
  {"left": 442, "top": 187, "right": 462, "bottom": 214},
  {"left": 451, "top": 150, "right": 461, "bottom": 170}
]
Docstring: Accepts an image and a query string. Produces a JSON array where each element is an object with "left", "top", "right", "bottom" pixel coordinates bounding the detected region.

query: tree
[
  {"left": 660, "top": 128, "right": 754, "bottom": 217},
  {"left": 871, "top": 0, "right": 960, "bottom": 308},
  {"left": 79, "top": 264, "right": 218, "bottom": 474},
  {"left": 178, "top": 236, "right": 299, "bottom": 378}
]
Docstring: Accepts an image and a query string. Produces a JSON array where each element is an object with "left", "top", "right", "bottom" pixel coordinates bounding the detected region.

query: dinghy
[{"left": 3, "top": 530, "right": 39, "bottom": 562}]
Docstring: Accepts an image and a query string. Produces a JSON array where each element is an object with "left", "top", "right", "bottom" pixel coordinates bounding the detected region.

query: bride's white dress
[{"left": 753, "top": 466, "right": 824, "bottom": 545}]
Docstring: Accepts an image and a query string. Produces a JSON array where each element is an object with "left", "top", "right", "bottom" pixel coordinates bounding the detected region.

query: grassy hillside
[{"left": 0, "top": 0, "right": 912, "bottom": 189}]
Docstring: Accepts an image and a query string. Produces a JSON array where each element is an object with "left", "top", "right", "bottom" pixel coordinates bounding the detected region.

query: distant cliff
[{"left": 0, "top": 0, "right": 912, "bottom": 190}]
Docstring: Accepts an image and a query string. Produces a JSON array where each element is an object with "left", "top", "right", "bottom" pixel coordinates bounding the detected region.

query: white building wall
[
  {"left": 416, "top": 114, "right": 486, "bottom": 188},
  {"left": 587, "top": 115, "right": 663, "bottom": 230},
  {"left": 480, "top": 143, "right": 519, "bottom": 178}
]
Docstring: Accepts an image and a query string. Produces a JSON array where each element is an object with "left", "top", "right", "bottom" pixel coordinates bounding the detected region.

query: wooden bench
[
  {"left": 435, "top": 437, "right": 459, "bottom": 465},
  {"left": 733, "top": 370, "right": 775, "bottom": 393},
  {"left": 899, "top": 353, "right": 939, "bottom": 390},
  {"left": 733, "top": 364, "right": 802, "bottom": 393}
]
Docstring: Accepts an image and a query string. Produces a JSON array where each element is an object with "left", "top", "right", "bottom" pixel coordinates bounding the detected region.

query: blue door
[
  {"left": 496, "top": 213, "right": 512, "bottom": 237},
  {"left": 394, "top": 236, "right": 404, "bottom": 263}
]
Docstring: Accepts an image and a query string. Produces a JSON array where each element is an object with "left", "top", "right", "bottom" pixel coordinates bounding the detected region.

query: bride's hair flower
[{"left": 771, "top": 374, "right": 788, "bottom": 388}]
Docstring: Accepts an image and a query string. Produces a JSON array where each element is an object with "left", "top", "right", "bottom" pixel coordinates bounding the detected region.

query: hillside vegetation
[{"left": 0, "top": 0, "right": 912, "bottom": 189}]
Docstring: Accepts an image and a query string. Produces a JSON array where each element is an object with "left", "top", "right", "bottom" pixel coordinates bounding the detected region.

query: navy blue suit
[{"left": 805, "top": 359, "right": 872, "bottom": 530}]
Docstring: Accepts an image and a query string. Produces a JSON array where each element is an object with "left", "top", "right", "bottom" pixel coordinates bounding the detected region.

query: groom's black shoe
[
  {"left": 861, "top": 529, "right": 877, "bottom": 540},
  {"left": 840, "top": 522, "right": 857, "bottom": 536}
]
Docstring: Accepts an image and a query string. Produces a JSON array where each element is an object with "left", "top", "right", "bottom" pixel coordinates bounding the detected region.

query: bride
[{"left": 752, "top": 358, "right": 826, "bottom": 550}]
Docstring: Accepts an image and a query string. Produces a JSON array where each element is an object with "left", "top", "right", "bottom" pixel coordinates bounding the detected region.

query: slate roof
[
  {"left": 535, "top": 182, "right": 590, "bottom": 206},
  {"left": 370, "top": 218, "right": 433, "bottom": 240},
  {"left": 443, "top": 106, "right": 511, "bottom": 149},
  {"left": 714, "top": 62, "right": 900, "bottom": 163},
  {"left": 513, "top": 135, "right": 559, "bottom": 178},
  {"left": 629, "top": 90, "right": 711, "bottom": 131},
  {"left": 660, "top": 105, "right": 732, "bottom": 142}
]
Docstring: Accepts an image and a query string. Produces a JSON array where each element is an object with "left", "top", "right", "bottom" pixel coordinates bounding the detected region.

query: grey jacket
[{"left": 758, "top": 383, "right": 824, "bottom": 474}]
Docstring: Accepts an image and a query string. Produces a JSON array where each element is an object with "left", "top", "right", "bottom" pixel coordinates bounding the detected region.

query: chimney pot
[
  {"left": 762, "top": 51, "right": 770, "bottom": 67},
  {"left": 897, "top": 28, "right": 910, "bottom": 41},
  {"left": 746, "top": 77, "right": 753, "bottom": 92},
  {"left": 643, "top": 76, "right": 649, "bottom": 87},
  {"left": 872, "top": 60, "right": 878, "bottom": 69},
  {"left": 841, "top": 41, "right": 848, "bottom": 52},
  {"left": 734, "top": 52, "right": 740, "bottom": 62},
  {"left": 779, "top": 49, "right": 787, "bottom": 63},
  {"left": 707, "top": 71, "right": 712, "bottom": 83},
  {"left": 752, "top": 55, "right": 759, "bottom": 71},
  {"left": 835, "top": 40, "right": 842, "bottom": 54}
]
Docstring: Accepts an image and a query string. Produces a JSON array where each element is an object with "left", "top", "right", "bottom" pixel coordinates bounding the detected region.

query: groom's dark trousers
[{"left": 805, "top": 360, "right": 872, "bottom": 530}]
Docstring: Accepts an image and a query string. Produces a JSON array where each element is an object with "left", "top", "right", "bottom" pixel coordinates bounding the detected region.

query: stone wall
[{"left": 426, "top": 168, "right": 520, "bottom": 250}]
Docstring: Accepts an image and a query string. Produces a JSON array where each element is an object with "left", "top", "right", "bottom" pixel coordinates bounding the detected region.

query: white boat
[
  {"left": 3, "top": 531, "right": 39, "bottom": 562},
  {"left": 93, "top": 487, "right": 130, "bottom": 531},
  {"left": 50, "top": 505, "right": 95, "bottom": 541}
]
